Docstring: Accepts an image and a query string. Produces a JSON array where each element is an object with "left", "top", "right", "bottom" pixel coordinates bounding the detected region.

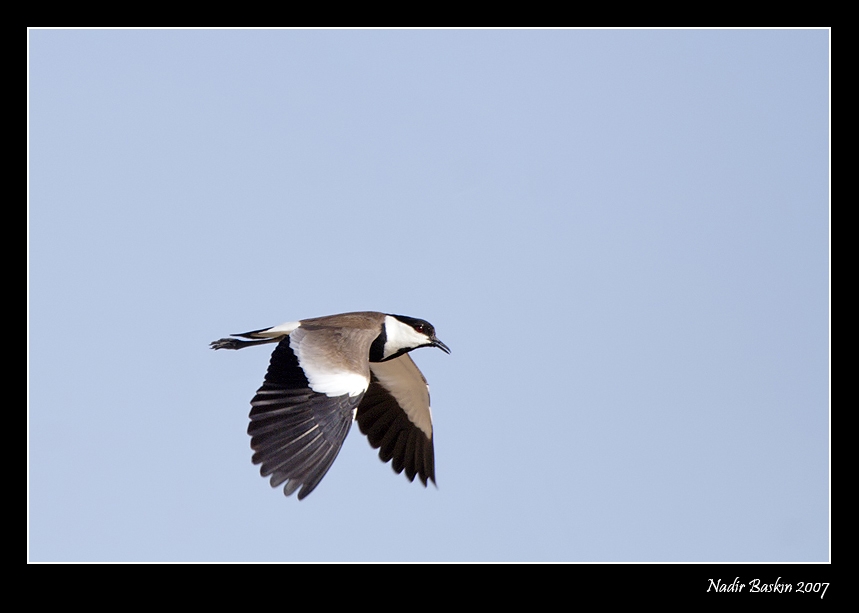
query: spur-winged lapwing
[{"left": 211, "top": 312, "right": 450, "bottom": 500}]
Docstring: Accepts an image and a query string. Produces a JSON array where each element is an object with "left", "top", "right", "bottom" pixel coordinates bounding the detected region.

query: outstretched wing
[
  {"left": 356, "top": 354, "right": 435, "bottom": 487},
  {"left": 248, "top": 338, "right": 363, "bottom": 500}
]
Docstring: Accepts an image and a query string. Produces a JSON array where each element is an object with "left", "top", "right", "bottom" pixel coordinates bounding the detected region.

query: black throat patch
[{"left": 368, "top": 327, "right": 387, "bottom": 362}]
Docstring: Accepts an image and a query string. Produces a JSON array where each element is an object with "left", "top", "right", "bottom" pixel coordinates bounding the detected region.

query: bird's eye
[{"left": 414, "top": 323, "right": 426, "bottom": 334}]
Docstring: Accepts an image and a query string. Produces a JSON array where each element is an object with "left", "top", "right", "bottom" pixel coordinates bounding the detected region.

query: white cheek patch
[
  {"left": 290, "top": 335, "right": 369, "bottom": 398},
  {"left": 383, "top": 315, "right": 429, "bottom": 358}
]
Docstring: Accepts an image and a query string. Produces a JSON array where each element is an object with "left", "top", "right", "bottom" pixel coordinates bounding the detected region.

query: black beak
[{"left": 432, "top": 337, "right": 451, "bottom": 354}]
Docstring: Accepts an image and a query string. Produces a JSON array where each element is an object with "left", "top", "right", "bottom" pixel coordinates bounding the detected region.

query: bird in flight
[{"left": 211, "top": 312, "right": 450, "bottom": 500}]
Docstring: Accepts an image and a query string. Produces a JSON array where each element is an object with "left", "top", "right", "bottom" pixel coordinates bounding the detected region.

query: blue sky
[{"left": 28, "top": 29, "right": 829, "bottom": 562}]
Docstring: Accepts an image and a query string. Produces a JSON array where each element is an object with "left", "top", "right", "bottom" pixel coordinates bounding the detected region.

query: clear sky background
[{"left": 28, "top": 29, "right": 829, "bottom": 562}]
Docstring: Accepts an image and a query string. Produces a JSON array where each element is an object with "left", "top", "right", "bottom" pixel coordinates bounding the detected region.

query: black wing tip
[
  {"left": 258, "top": 469, "right": 324, "bottom": 501},
  {"left": 414, "top": 467, "right": 438, "bottom": 489},
  {"left": 387, "top": 445, "right": 435, "bottom": 489},
  {"left": 405, "top": 468, "right": 437, "bottom": 488}
]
